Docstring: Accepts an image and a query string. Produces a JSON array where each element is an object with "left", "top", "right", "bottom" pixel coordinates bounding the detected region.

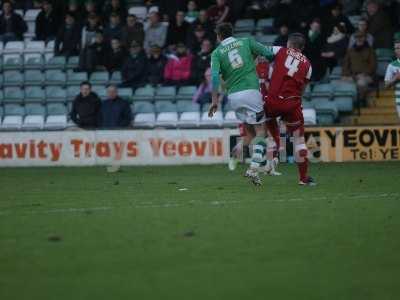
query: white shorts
[{"left": 228, "top": 89, "right": 266, "bottom": 125}]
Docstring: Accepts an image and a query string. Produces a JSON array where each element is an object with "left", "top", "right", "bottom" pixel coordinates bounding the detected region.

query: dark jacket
[
  {"left": 99, "top": 97, "right": 132, "bottom": 128},
  {"left": 35, "top": 9, "right": 60, "bottom": 41},
  {"left": 342, "top": 43, "right": 377, "bottom": 77},
  {"left": 55, "top": 24, "right": 81, "bottom": 56},
  {"left": 88, "top": 41, "right": 111, "bottom": 68},
  {"left": 121, "top": 51, "right": 148, "bottom": 87},
  {"left": 103, "top": 24, "right": 123, "bottom": 42},
  {"left": 368, "top": 10, "right": 393, "bottom": 49},
  {"left": 166, "top": 20, "right": 190, "bottom": 45},
  {"left": 147, "top": 54, "right": 167, "bottom": 85},
  {"left": 0, "top": 12, "right": 27, "bottom": 39},
  {"left": 107, "top": 48, "right": 128, "bottom": 73},
  {"left": 121, "top": 23, "right": 145, "bottom": 47},
  {"left": 70, "top": 92, "right": 101, "bottom": 128},
  {"left": 191, "top": 50, "right": 211, "bottom": 84}
]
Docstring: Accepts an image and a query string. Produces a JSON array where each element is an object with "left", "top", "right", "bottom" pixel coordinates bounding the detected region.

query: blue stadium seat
[
  {"left": 235, "top": 19, "right": 255, "bottom": 33},
  {"left": 3, "top": 87, "right": 24, "bottom": 104},
  {"left": 45, "top": 70, "right": 67, "bottom": 86},
  {"left": 24, "top": 86, "right": 45, "bottom": 104},
  {"left": 45, "top": 86, "right": 67, "bottom": 103},
  {"left": 133, "top": 101, "right": 155, "bottom": 128},
  {"left": 66, "top": 71, "right": 88, "bottom": 86},
  {"left": 24, "top": 70, "right": 45, "bottom": 86},
  {"left": 24, "top": 53, "right": 44, "bottom": 70},
  {"left": 45, "top": 56, "right": 66, "bottom": 70},
  {"left": 176, "top": 86, "right": 197, "bottom": 101},
  {"left": 312, "top": 83, "right": 333, "bottom": 99},
  {"left": 90, "top": 71, "right": 109, "bottom": 85},
  {"left": 155, "top": 101, "right": 178, "bottom": 127},
  {"left": 3, "top": 71, "right": 24, "bottom": 87},
  {"left": 132, "top": 85, "right": 155, "bottom": 102},
  {"left": 154, "top": 86, "right": 176, "bottom": 101}
]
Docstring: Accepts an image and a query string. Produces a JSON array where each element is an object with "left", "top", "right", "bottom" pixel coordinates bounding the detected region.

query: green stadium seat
[
  {"left": 24, "top": 53, "right": 44, "bottom": 70},
  {"left": 155, "top": 101, "right": 178, "bottom": 127},
  {"left": 67, "top": 85, "right": 80, "bottom": 101},
  {"left": 234, "top": 19, "right": 255, "bottom": 33},
  {"left": 154, "top": 86, "right": 176, "bottom": 101},
  {"left": 24, "top": 70, "right": 45, "bottom": 86},
  {"left": 90, "top": 71, "right": 110, "bottom": 85},
  {"left": 177, "top": 100, "right": 200, "bottom": 113},
  {"left": 329, "top": 66, "right": 342, "bottom": 81},
  {"left": 155, "top": 101, "right": 176, "bottom": 113},
  {"left": 66, "top": 71, "right": 88, "bottom": 86},
  {"left": 23, "top": 104, "right": 46, "bottom": 129},
  {"left": 119, "top": 88, "right": 133, "bottom": 102},
  {"left": 303, "top": 84, "right": 312, "bottom": 100},
  {"left": 375, "top": 48, "right": 394, "bottom": 61},
  {"left": 45, "top": 103, "right": 68, "bottom": 129},
  {"left": 256, "top": 18, "right": 274, "bottom": 32},
  {"left": 3, "top": 54, "right": 23, "bottom": 71},
  {"left": 177, "top": 100, "right": 201, "bottom": 128},
  {"left": 45, "top": 56, "right": 66, "bottom": 70},
  {"left": 1, "top": 104, "right": 24, "bottom": 129},
  {"left": 132, "top": 85, "right": 155, "bottom": 101},
  {"left": 333, "top": 96, "right": 354, "bottom": 113},
  {"left": 24, "top": 86, "right": 45, "bottom": 104},
  {"left": 3, "top": 87, "right": 24, "bottom": 104},
  {"left": 46, "top": 103, "right": 67, "bottom": 115},
  {"left": 133, "top": 101, "right": 156, "bottom": 128},
  {"left": 45, "top": 86, "right": 67, "bottom": 103},
  {"left": 3, "top": 71, "right": 24, "bottom": 87},
  {"left": 255, "top": 34, "right": 277, "bottom": 44},
  {"left": 134, "top": 101, "right": 155, "bottom": 113},
  {"left": 0, "top": 106, "right": 3, "bottom": 120},
  {"left": 0, "top": 74, "right": 3, "bottom": 88},
  {"left": 92, "top": 85, "right": 107, "bottom": 100},
  {"left": 45, "top": 70, "right": 67, "bottom": 86},
  {"left": 332, "top": 80, "right": 357, "bottom": 98},
  {"left": 66, "top": 56, "right": 79, "bottom": 70},
  {"left": 0, "top": 90, "right": 3, "bottom": 105},
  {"left": 302, "top": 100, "right": 314, "bottom": 109},
  {"left": 314, "top": 100, "right": 338, "bottom": 125},
  {"left": 109, "top": 71, "right": 122, "bottom": 85},
  {"left": 176, "top": 85, "right": 197, "bottom": 101},
  {"left": 377, "top": 61, "right": 390, "bottom": 78},
  {"left": 312, "top": 83, "right": 333, "bottom": 99}
]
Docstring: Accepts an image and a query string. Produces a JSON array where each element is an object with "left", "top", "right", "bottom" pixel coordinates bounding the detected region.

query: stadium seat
[
  {"left": 25, "top": 86, "right": 45, "bottom": 104},
  {"left": 314, "top": 100, "right": 338, "bottom": 125},
  {"left": 45, "top": 103, "right": 68, "bottom": 129},
  {"left": 3, "top": 41, "right": 24, "bottom": 54},
  {"left": 2, "top": 54, "right": 23, "bottom": 71},
  {"left": 24, "top": 41, "right": 45, "bottom": 54},
  {"left": 154, "top": 86, "right": 176, "bottom": 101},
  {"left": 155, "top": 101, "right": 178, "bottom": 127},
  {"left": 45, "top": 70, "right": 66, "bottom": 86},
  {"left": 24, "top": 53, "right": 44, "bottom": 70},
  {"left": 90, "top": 71, "right": 109, "bottom": 85},
  {"left": 132, "top": 85, "right": 155, "bottom": 101},
  {"left": 0, "top": 90, "right": 3, "bottom": 105},
  {"left": 45, "top": 40, "right": 55, "bottom": 54},
  {"left": 176, "top": 85, "right": 197, "bottom": 101},
  {"left": 1, "top": 104, "right": 24, "bottom": 129},
  {"left": 200, "top": 106, "right": 223, "bottom": 128},
  {"left": 256, "top": 18, "right": 274, "bottom": 32},
  {"left": 0, "top": 41, "right": 4, "bottom": 53},
  {"left": 22, "top": 104, "right": 45, "bottom": 129},
  {"left": 303, "top": 108, "right": 317, "bottom": 125},
  {"left": 92, "top": 85, "right": 107, "bottom": 100},
  {"left": 235, "top": 19, "right": 255, "bottom": 33},
  {"left": 375, "top": 48, "right": 394, "bottom": 61},
  {"left": 45, "top": 56, "right": 66, "bottom": 70},
  {"left": 24, "top": 9, "right": 41, "bottom": 22},
  {"left": 329, "top": 66, "right": 342, "bottom": 81},
  {"left": 302, "top": 99, "right": 314, "bottom": 109},
  {"left": 0, "top": 106, "right": 3, "bottom": 125},
  {"left": 66, "top": 56, "right": 79, "bottom": 70},
  {"left": 377, "top": 61, "right": 389, "bottom": 78},
  {"left": 128, "top": 6, "right": 147, "bottom": 21},
  {"left": 256, "top": 34, "right": 277, "bottom": 45},
  {"left": 24, "top": 70, "right": 45, "bottom": 86},
  {"left": 45, "top": 86, "right": 67, "bottom": 103},
  {"left": 66, "top": 71, "right": 88, "bottom": 86},
  {"left": 333, "top": 96, "right": 354, "bottom": 112},
  {"left": 67, "top": 85, "right": 80, "bottom": 102},
  {"left": 332, "top": 80, "right": 357, "bottom": 98},
  {"left": 177, "top": 100, "right": 200, "bottom": 128},
  {"left": 3, "top": 87, "right": 24, "bottom": 104},
  {"left": 3, "top": 71, "right": 24, "bottom": 87},
  {"left": 133, "top": 101, "right": 155, "bottom": 128},
  {"left": 118, "top": 88, "right": 133, "bottom": 102},
  {"left": 109, "top": 71, "right": 122, "bottom": 85},
  {"left": 312, "top": 83, "right": 333, "bottom": 99}
]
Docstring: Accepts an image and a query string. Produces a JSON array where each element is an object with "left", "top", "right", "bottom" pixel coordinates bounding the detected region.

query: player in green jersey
[
  {"left": 208, "top": 23, "right": 278, "bottom": 185},
  {"left": 384, "top": 40, "right": 400, "bottom": 119}
]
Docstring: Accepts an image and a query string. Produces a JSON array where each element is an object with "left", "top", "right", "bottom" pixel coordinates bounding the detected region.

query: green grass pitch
[{"left": 0, "top": 162, "right": 400, "bottom": 300}]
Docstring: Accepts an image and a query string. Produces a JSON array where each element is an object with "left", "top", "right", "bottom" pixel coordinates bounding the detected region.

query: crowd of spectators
[{"left": 1, "top": 0, "right": 400, "bottom": 115}]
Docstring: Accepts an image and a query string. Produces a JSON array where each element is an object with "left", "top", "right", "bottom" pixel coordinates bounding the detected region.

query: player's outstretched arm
[
  {"left": 249, "top": 37, "right": 280, "bottom": 61},
  {"left": 209, "top": 51, "right": 221, "bottom": 117}
]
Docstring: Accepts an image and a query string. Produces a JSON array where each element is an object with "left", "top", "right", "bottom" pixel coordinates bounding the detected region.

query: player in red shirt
[{"left": 265, "top": 33, "right": 315, "bottom": 186}]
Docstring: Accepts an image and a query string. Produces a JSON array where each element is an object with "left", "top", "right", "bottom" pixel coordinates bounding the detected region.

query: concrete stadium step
[
  {"left": 359, "top": 107, "right": 397, "bottom": 115},
  {"left": 351, "top": 115, "right": 399, "bottom": 125}
]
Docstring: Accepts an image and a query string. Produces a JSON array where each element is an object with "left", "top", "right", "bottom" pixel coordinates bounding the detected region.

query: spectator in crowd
[
  {"left": 187, "top": 24, "right": 208, "bottom": 53},
  {"left": 144, "top": 11, "right": 167, "bottom": 52},
  {"left": 348, "top": 18, "right": 374, "bottom": 48},
  {"left": 164, "top": 42, "right": 193, "bottom": 86},
  {"left": 103, "top": 0, "right": 127, "bottom": 24},
  {"left": 322, "top": 3, "right": 354, "bottom": 38},
  {"left": 207, "top": 0, "right": 230, "bottom": 25},
  {"left": 70, "top": 81, "right": 102, "bottom": 129},
  {"left": 107, "top": 38, "right": 127, "bottom": 73},
  {"left": 384, "top": 41, "right": 400, "bottom": 118},
  {"left": 191, "top": 38, "right": 213, "bottom": 84},
  {"left": 0, "top": 1, "right": 27, "bottom": 42},
  {"left": 121, "top": 41, "right": 148, "bottom": 88},
  {"left": 55, "top": 12, "right": 81, "bottom": 57},
  {"left": 99, "top": 85, "right": 132, "bottom": 128},
  {"left": 147, "top": 44, "right": 167, "bottom": 85},
  {"left": 35, "top": 0, "right": 60, "bottom": 41},
  {"left": 167, "top": 10, "right": 190, "bottom": 49},
  {"left": 366, "top": 0, "right": 393, "bottom": 49},
  {"left": 342, "top": 32, "right": 377, "bottom": 102},
  {"left": 321, "top": 24, "right": 348, "bottom": 72},
  {"left": 274, "top": 24, "right": 290, "bottom": 47},
  {"left": 104, "top": 13, "right": 123, "bottom": 42},
  {"left": 67, "top": 0, "right": 84, "bottom": 26},
  {"left": 121, "top": 14, "right": 144, "bottom": 47},
  {"left": 80, "top": 13, "right": 102, "bottom": 49},
  {"left": 304, "top": 18, "right": 325, "bottom": 81},
  {"left": 185, "top": 0, "right": 199, "bottom": 24},
  {"left": 79, "top": 30, "right": 110, "bottom": 72},
  {"left": 192, "top": 68, "right": 226, "bottom": 106},
  {"left": 191, "top": 9, "right": 214, "bottom": 38}
]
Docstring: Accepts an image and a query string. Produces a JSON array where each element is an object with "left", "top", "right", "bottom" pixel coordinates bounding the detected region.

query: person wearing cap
[
  {"left": 144, "top": 11, "right": 167, "bottom": 52},
  {"left": 121, "top": 14, "right": 144, "bottom": 47},
  {"left": 147, "top": 44, "right": 167, "bottom": 85},
  {"left": 55, "top": 12, "right": 81, "bottom": 57},
  {"left": 121, "top": 41, "right": 148, "bottom": 88},
  {"left": 35, "top": 0, "right": 61, "bottom": 41},
  {"left": 164, "top": 42, "right": 193, "bottom": 86},
  {"left": 342, "top": 31, "right": 377, "bottom": 103}
]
